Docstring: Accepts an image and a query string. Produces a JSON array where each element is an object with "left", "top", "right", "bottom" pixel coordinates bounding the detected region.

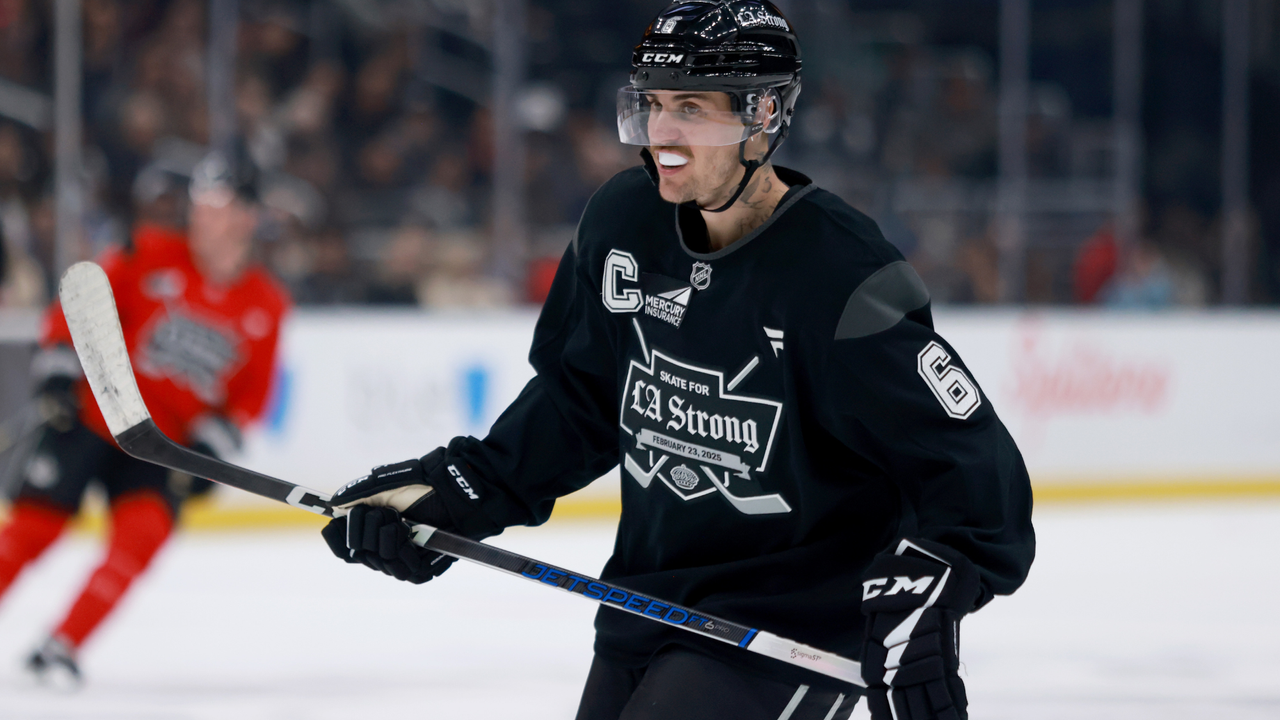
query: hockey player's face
[
  {"left": 646, "top": 91, "right": 752, "bottom": 206},
  {"left": 189, "top": 196, "right": 258, "bottom": 284}
]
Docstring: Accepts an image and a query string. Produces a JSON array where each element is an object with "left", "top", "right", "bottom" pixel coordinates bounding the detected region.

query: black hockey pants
[{"left": 575, "top": 647, "right": 860, "bottom": 720}]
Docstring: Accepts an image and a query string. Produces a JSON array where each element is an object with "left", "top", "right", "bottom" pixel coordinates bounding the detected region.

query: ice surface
[{"left": 1, "top": 501, "right": 1278, "bottom": 719}]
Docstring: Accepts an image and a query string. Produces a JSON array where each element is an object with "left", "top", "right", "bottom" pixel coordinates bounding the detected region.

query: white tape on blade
[{"left": 59, "top": 262, "right": 151, "bottom": 437}]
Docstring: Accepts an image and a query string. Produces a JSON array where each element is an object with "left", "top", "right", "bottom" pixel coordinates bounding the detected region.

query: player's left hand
[
  {"left": 320, "top": 454, "right": 458, "bottom": 584},
  {"left": 35, "top": 374, "right": 80, "bottom": 433},
  {"left": 188, "top": 414, "right": 242, "bottom": 459},
  {"left": 859, "top": 538, "right": 981, "bottom": 720},
  {"left": 178, "top": 414, "right": 244, "bottom": 499},
  {"left": 32, "top": 345, "right": 83, "bottom": 433}
]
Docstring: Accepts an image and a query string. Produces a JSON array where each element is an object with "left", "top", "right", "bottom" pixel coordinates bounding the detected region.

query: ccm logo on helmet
[
  {"left": 640, "top": 52, "right": 684, "bottom": 65},
  {"left": 862, "top": 575, "right": 936, "bottom": 601}
]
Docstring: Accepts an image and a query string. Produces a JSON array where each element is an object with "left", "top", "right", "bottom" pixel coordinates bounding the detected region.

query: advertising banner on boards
[{"left": 229, "top": 309, "right": 1280, "bottom": 513}]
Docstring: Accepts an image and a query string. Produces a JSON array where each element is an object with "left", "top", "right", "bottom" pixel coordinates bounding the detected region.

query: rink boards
[{"left": 7, "top": 307, "right": 1280, "bottom": 528}]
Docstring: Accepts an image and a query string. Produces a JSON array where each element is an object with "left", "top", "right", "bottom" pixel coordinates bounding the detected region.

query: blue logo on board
[
  {"left": 462, "top": 363, "right": 490, "bottom": 431},
  {"left": 265, "top": 365, "right": 293, "bottom": 437}
]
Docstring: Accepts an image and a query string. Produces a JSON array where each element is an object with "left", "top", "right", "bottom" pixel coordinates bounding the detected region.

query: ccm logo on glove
[
  {"left": 859, "top": 539, "right": 982, "bottom": 720},
  {"left": 862, "top": 575, "right": 937, "bottom": 600},
  {"left": 448, "top": 465, "right": 480, "bottom": 501}
]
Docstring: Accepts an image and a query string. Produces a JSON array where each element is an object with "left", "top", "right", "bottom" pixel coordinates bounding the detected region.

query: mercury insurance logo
[
  {"left": 643, "top": 284, "right": 693, "bottom": 328},
  {"left": 602, "top": 249, "right": 697, "bottom": 329},
  {"left": 620, "top": 348, "right": 790, "bottom": 515}
]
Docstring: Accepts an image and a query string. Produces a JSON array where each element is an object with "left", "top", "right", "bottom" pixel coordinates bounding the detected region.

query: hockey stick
[
  {"left": 0, "top": 404, "right": 41, "bottom": 455},
  {"left": 59, "top": 261, "right": 865, "bottom": 688},
  {"left": 0, "top": 405, "right": 43, "bottom": 500}
]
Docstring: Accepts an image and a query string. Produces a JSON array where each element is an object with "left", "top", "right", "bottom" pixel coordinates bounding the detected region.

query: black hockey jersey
[{"left": 425, "top": 165, "right": 1035, "bottom": 689}]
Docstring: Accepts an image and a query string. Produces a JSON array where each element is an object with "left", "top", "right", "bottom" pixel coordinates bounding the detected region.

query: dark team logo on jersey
[
  {"left": 137, "top": 310, "right": 243, "bottom": 404},
  {"left": 690, "top": 262, "right": 712, "bottom": 291},
  {"left": 670, "top": 464, "right": 699, "bottom": 490},
  {"left": 620, "top": 349, "right": 789, "bottom": 515}
]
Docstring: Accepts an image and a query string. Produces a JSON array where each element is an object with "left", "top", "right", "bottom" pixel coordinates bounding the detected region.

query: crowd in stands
[
  {"left": 0, "top": 0, "right": 1273, "bottom": 309},
  {"left": 0, "top": 0, "right": 633, "bottom": 309}
]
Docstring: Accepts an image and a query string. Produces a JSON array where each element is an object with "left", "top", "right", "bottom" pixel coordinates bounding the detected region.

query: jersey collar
[{"left": 674, "top": 167, "right": 816, "bottom": 261}]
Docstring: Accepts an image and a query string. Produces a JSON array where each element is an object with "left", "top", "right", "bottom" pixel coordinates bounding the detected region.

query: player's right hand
[
  {"left": 320, "top": 457, "right": 458, "bottom": 584},
  {"left": 860, "top": 539, "right": 980, "bottom": 720}
]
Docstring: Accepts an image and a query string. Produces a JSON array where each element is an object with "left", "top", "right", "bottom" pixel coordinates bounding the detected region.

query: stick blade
[{"left": 59, "top": 261, "right": 151, "bottom": 437}]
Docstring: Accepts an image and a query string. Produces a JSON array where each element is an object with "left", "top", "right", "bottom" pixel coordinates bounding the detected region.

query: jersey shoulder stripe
[{"left": 833, "top": 261, "right": 930, "bottom": 340}]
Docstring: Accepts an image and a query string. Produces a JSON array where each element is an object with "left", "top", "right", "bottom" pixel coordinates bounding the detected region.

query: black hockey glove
[
  {"left": 171, "top": 415, "right": 244, "bottom": 499},
  {"left": 860, "top": 539, "right": 981, "bottom": 720},
  {"left": 35, "top": 374, "right": 79, "bottom": 433},
  {"left": 189, "top": 414, "right": 243, "bottom": 497},
  {"left": 320, "top": 451, "right": 458, "bottom": 584},
  {"left": 32, "top": 346, "right": 83, "bottom": 433}
]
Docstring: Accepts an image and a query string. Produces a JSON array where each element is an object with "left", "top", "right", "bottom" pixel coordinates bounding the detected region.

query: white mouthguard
[{"left": 657, "top": 152, "right": 689, "bottom": 167}]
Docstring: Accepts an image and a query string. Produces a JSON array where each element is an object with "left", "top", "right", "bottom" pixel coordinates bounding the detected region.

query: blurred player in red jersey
[{"left": 0, "top": 152, "right": 290, "bottom": 687}]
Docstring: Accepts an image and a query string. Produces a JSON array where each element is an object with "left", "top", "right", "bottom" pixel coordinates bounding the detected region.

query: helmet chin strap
[{"left": 698, "top": 123, "right": 789, "bottom": 213}]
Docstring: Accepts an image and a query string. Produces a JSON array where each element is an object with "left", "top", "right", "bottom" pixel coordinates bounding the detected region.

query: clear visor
[{"left": 616, "top": 87, "right": 781, "bottom": 147}]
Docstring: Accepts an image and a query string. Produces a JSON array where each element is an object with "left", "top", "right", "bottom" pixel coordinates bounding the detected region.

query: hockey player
[
  {"left": 322, "top": 3, "right": 1034, "bottom": 719},
  {"left": 0, "top": 153, "right": 289, "bottom": 686}
]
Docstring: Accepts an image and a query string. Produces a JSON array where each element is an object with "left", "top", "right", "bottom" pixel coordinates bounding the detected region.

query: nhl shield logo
[{"left": 690, "top": 262, "right": 712, "bottom": 290}]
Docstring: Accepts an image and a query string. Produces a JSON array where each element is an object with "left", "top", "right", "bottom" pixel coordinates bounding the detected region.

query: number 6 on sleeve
[{"left": 916, "top": 342, "right": 981, "bottom": 420}]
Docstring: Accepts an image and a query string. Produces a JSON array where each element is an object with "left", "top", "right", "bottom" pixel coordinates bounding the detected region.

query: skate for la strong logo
[{"left": 620, "top": 349, "right": 790, "bottom": 515}]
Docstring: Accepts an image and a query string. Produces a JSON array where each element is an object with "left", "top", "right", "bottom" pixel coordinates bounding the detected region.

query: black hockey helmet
[
  {"left": 618, "top": 1, "right": 802, "bottom": 211},
  {"left": 189, "top": 146, "right": 260, "bottom": 208}
]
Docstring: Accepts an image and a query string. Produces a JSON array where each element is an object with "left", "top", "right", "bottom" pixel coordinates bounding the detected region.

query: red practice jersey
[{"left": 42, "top": 225, "right": 291, "bottom": 445}]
